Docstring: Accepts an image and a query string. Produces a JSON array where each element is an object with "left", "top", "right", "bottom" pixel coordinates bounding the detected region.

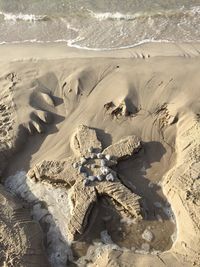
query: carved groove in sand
[
  {"left": 28, "top": 125, "right": 142, "bottom": 241},
  {"left": 0, "top": 76, "right": 56, "bottom": 266}
]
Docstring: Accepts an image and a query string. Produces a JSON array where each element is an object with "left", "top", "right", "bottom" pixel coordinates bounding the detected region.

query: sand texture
[{"left": 0, "top": 43, "right": 200, "bottom": 266}]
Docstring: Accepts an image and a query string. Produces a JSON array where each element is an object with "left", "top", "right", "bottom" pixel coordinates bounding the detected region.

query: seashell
[
  {"left": 97, "top": 153, "right": 104, "bottom": 159},
  {"left": 83, "top": 179, "right": 90, "bottom": 186},
  {"left": 100, "top": 159, "right": 107, "bottom": 167},
  {"left": 100, "top": 167, "right": 110, "bottom": 175},
  {"left": 96, "top": 175, "right": 104, "bottom": 181},
  {"left": 72, "top": 162, "right": 79, "bottom": 168},
  {"left": 88, "top": 176, "right": 96, "bottom": 182},
  {"left": 106, "top": 173, "right": 115, "bottom": 182},
  {"left": 88, "top": 146, "right": 94, "bottom": 153},
  {"left": 105, "top": 154, "right": 112, "bottom": 161}
]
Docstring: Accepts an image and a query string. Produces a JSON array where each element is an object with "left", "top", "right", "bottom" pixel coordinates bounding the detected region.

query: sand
[{"left": 0, "top": 42, "right": 200, "bottom": 266}]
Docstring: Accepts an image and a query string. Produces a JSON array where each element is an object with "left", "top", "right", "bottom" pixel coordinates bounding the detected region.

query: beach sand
[{"left": 0, "top": 42, "right": 200, "bottom": 266}]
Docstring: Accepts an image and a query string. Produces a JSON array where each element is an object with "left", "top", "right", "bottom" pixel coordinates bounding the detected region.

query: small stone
[
  {"left": 106, "top": 173, "right": 115, "bottom": 182},
  {"left": 83, "top": 179, "right": 90, "bottom": 186},
  {"left": 88, "top": 147, "right": 94, "bottom": 153},
  {"left": 80, "top": 157, "right": 87, "bottom": 165},
  {"left": 82, "top": 172, "right": 88, "bottom": 178},
  {"left": 88, "top": 176, "right": 96, "bottom": 182},
  {"left": 72, "top": 162, "right": 79, "bottom": 168},
  {"left": 78, "top": 166, "right": 84, "bottom": 174},
  {"left": 91, "top": 163, "right": 97, "bottom": 168},
  {"left": 142, "top": 229, "right": 154, "bottom": 242},
  {"left": 100, "top": 167, "right": 110, "bottom": 175},
  {"left": 90, "top": 153, "right": 97, "bottom": 159},
  {"left": 97, "top": 175, "right": 104, "bottom": 181},
  {"left": 97, "top": 153, "right": 104, "bottom": 159},
  {"left": 105, "top": 154, "right": 112, "bottom": 161},
  {"left": 100, "top": 159, "right": 107, "bottom": 167}
]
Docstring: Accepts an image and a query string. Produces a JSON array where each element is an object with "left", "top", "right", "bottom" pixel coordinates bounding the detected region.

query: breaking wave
[
  {"left": 88, "top": 6, "right": 200, "bottom": 21},
  {"left": 0, "top": 11, "right": 49, "bottom": 22}
]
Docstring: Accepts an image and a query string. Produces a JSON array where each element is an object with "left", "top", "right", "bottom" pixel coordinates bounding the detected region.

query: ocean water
[{"left": 0, "top": 0, "right": 199, "bottom": 50}]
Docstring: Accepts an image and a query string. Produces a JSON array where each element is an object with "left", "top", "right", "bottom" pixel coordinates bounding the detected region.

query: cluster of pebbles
[{"left": 72, "top": 147, "right": 117, "bottom": 186}]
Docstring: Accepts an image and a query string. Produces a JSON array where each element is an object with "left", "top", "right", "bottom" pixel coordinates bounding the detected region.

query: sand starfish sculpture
[{"left": 28, "top": 125, "right": 142, "bottom": 241}]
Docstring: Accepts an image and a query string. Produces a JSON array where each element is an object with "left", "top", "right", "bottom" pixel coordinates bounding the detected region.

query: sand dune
[{"left": 0, "top": 43, "right": 200, "bottom": 266}]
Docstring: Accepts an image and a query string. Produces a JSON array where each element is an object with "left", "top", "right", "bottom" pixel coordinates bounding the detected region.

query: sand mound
[{"left": 0, "top": 43, "right": 200, "bottom": 266}]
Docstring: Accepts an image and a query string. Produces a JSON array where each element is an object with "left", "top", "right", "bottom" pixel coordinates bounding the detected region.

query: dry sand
[{"left": 0, "top": 42, "right": 200, "bottom": 266}]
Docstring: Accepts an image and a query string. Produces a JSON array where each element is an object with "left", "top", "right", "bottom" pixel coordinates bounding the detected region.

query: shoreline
[{"left": 0, "top": 41, "right": 199, "bottom": 61}]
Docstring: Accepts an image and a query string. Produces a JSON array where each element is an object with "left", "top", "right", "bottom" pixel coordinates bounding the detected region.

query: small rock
[
  {"left": 72, "top": 162, "right": 79, "bottom": 168},
  {"left": 83, "top": 179, "right": 90, "bottom": 186},
  {"left": 90, "top": 153, "right": 97, "bottom": 159},
  {"left": 97, "top": 174, "right": 104, "bottom": 181},
  {"left": 97, "top": 153, "right": 104, "bottom": 159},
  {"left": 78, "top": 166, "right": 84, "bottom": 174},
  {"left": 142, "top": 229, "right": 154, "bottom": 242},
  {"left": 82, "top": 172, "right": 88, "bottom": 178},
  {"left": 88, "top": 176, "right": 96, "bottom": 182},
  {"left": 105, "top": 154, "right": 112, "bottom": 161},
  {"left": 100, "top": 159, "right": 107, "bottom": 167},
  {"left": 101, "top": 167, "right": 110, "bottom": 175},
  {"left": 106, "top": 173, "right": 115, "bottom": 182},
  {"left": 91, "top": 163, "right": 97, "bottom": 168},
  {"left": 80, "top": 157, "right": 87, "bottom": 165}
]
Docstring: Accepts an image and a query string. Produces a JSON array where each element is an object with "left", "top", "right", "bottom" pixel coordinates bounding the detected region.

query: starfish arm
[
  {"left": 70, "top": 125, "right": 102, "bottom": 157},
  {"left": 27, "top": 157, "right": 78, "bottom": 186},
  {"left": 103, "top": 135, "right": 141, "bottom": 160},
  {"left": 67, "top": 181, "right": 97, "bottom": 241},
  {"left": 96, "top": 180, "right": 141, "bottom": 219}
]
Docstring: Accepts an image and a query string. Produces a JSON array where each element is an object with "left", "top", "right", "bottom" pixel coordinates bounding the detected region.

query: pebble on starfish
[
  {"left": 101, "top": 167, "right": 110, "bottom": 175},
  {"left": 83, "top": 179, "right": 90, "bottom": 186},
  {"left": 105, "top": 154, "right": 112, "bottom": 161},
  {"left": 72, "top": 162, "right": 79, "bottom": 169},
  {"left": 88, "top": 176, "right": 96, "bottom": 182},
  {"left": 97, "top": 174, "right": 104, "bottom": 181},
  {"left": 106, "top": 173, "right": 115, "bottom": 182},
  {"left": 80, "top": 157, "right": 87, "bottom": 165},
  {"left": 88, "top": 146, "right": 94, "bottom": 153},
  {"left": 97, "top": 153, "right": 104, "bottom": 159},
  {"left": 90, "top": 153, "right": 97, "bottom": 159},
  {"left": 100, "top": 159, "right": 107, "bottom": 167}
]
